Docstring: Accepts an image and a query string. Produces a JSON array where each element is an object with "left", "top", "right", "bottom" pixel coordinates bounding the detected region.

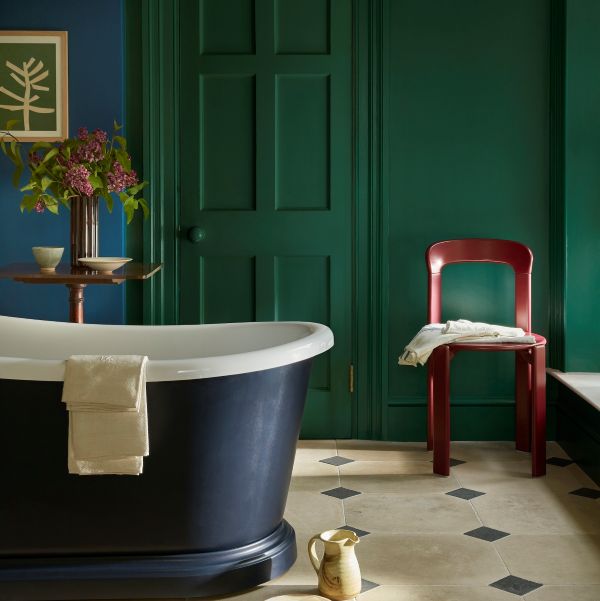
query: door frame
[{"left": 125, "top": 0, "right": 388, "bottom": 439}]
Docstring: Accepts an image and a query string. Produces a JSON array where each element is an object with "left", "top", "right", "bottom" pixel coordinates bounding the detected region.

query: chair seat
[{"left": 447, "top": 332, "right": 546, "bottom": 353}]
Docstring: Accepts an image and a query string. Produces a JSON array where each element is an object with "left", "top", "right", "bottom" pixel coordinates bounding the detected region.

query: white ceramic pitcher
[{"left": 308, "top": 529, "right": 361, "bottom": 600}]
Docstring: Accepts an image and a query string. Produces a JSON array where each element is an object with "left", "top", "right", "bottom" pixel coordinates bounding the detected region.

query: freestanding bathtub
[{"left": 0, "top": 316, "right": 333, "bottom": 600}]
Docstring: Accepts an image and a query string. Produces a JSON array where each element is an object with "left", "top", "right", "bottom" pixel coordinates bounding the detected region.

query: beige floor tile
[
  {"left": 284, "top": 491, "right": 344, "bottom": 535},
  {"left": 359, "top": 585, "right": 519, "bottom": 600},
  {"left": 357, "top": 534, "right": 508, "bottom": 585},
  {"left": 345, "top": 493, "right": 481, "bottom": 534},
  {"left": 495, "top": 534, "right": 600, "bottom": 584},
  {"left": 339, "top": 461, "right": 461, "bottom": 495},
  {"left": 472, "top": 489, "right": 600, "bottom": 534},
  {"left": 452, "top": 460, "right": 587, "bottom": 494},
  {"left": 567, "top": 463, "right": 600, "bottom": 489},
  {"left": 295, "top": 440, "right": 337, "bottom": 462},
  {"left": 546, "top": 441, "right": 571, "bottom": 458},
  {"left": 200, "top": 584, "right": 322, "bottom": 600},
  {"left": 336, "top": 440, "right": 432, "bottom": 462},
  {"left": 290, "top": 460, "right": 340, "bottom": 492},
  {"left": 525, "top": 585, "right": 600, "bottom": 601},
  {"left": 449, "top": 441, "right": 530, "bottom": 463}
]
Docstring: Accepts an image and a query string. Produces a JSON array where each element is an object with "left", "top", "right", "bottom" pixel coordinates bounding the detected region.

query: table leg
[{"left": 67, "top": 284, "right": 86, "bottom": 323}]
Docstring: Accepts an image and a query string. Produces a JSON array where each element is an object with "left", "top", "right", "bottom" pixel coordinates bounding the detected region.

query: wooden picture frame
[{"left": 0, "top": 30, "right": 68, "bottom": 141}]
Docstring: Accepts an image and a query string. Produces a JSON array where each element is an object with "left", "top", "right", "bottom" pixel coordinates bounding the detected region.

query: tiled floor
[{"left": 205, "top": 440, "right": 600, "bottom": 601}]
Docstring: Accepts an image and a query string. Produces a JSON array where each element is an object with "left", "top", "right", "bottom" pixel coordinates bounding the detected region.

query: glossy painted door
[{"left": 179, "top": 0, "right": 352, "bottom": 437}]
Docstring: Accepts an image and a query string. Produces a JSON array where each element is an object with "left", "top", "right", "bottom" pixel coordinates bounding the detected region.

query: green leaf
[
  {"left": 45, "top": 200, "right": 59, "bottom": 215},
  {"left": 88, "top": 174, "right": 103, "bottom": 190},
  {"left": 113, "top": 120, "right": 123, "bottom": 132},
  {"left": 5, "top": 118, "right": 19, "bottom": 130},
  {"left": 138, "top": 197, "right": 150, "bottom": 219},
  {"left": 20, "top": 195, "right": 37, "bottom": 213},
  {"left": 41, "top": 176, "right": 53, "bottom": 191},
  {"left": 11, "top": 164, "right": 24, "bottom": 188},
  {"left": 124, "top": 203, "right": 135, "bottom": 224},
  {"left": 127, "top": 182, "right": 146, "bottom": 196},
  {"left": 31, "top": 141, "right": 52, "bottom": 152},
  {"left": 113, "top": 135, "right": 127, "bottom": 151},
  {"left": 115, "top": 149, "right": 131, "bottom": 171},
  {"left": 42, "top": 148, "right": 59, "bottom": 163},
  {"left": 19, "top": 182, "right": 35, "bottom": 192}
]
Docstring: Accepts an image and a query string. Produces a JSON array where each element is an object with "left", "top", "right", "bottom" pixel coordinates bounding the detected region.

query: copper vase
[{"left": 70, "top": 196, "right": 99, "bottom": 267}]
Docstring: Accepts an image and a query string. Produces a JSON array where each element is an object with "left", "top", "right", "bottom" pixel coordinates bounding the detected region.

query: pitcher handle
[{"left": 308, "top": 534, "right": 322, "bottom": 573}]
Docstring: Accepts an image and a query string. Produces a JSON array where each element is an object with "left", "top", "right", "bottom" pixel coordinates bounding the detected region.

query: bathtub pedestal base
[{"left": 0, "top": 521, "right": 296, "bottom": 600}]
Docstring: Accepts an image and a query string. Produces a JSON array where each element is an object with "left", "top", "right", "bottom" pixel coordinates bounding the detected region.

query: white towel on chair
[
  {"left": 62, "top": 355, "right": 149, "bottom": 476},
  {"left": 399, "top": 322, "right": 536, "bottom": 367},
  {"left": 443, "top": 319, "right": 526, "bottom": 338}
]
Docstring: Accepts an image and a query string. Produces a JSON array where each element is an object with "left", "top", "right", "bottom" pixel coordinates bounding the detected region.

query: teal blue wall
[
  {"left": 563, "top": 0, "right": 600, "bottom": 371},
  {"left": 0, "top": 0, "right": 125, "bottom": 324}
]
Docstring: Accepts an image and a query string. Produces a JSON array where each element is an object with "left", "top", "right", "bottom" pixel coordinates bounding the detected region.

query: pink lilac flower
[
  {"left": 107, "top": 161, "right": 138, "bottom": 193},
  {"left": 28, "top": 152, "right": 41, "bottom": 165},
  {"left": 93, "top": 129, "right": 108, "bottom": 143},
  {"left": 64, "top": 164, "right": 94, "bottom": 197},
  {"left": 74, "top": 138, "right": 104, "bottom": 163},
  {"left": 78, "top": 127, "right": 88, "bottom": 140},
  {"left": 34, "top": 199, "right": 45, "bottom": 213}
]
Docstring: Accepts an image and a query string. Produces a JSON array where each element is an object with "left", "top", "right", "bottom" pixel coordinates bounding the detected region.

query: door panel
[{"left": 180, "top": 0, "right": 352, "bottom": 437}]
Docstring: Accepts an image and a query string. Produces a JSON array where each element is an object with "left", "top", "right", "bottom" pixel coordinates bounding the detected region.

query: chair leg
[
  {"left": 427, "top": 360, "right": 434, "bottom": 450},
  {"left": 515, "top": 350, "right": 531, "bottom": 452},
  {"left": 531, "top": 345, "right": 546, "bottom": 477},
  {"left": 432, "top": 345, "right": 451, "bottom": 476}
]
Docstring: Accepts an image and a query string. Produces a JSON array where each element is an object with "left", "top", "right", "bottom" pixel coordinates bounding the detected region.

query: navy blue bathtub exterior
[{"left": 0, "top": 359, "right": 312, "bottom": 599}]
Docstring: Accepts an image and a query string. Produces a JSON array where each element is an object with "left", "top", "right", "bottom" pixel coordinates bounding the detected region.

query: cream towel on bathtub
[{"left": 62, "top": 355, "right": 149, "bottom": 476}]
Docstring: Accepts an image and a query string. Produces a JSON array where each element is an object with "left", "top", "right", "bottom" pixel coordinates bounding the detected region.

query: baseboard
[{"left": 386, "top": 400, "right": 557, "bottom": 442}]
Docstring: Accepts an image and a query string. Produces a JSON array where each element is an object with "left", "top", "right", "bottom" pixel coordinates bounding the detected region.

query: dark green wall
[
  {"left": 128, "top": 0, "right": 580, "bottom": 441},
  {"left": 385, "top": 0, "right": 551, "bottom": 440},
  {"left": 564, "top": 0, "right": 600, "bottom": 371}
]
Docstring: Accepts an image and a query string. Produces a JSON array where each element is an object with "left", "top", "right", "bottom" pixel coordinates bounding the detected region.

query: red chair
[{"left": 426, "top": 239, "right": 546, "bottom": 477}]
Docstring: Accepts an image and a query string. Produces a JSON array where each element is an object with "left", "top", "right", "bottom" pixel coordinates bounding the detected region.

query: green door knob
[{"left": 187, "top": 226, "right": 206, "bottom": 243}]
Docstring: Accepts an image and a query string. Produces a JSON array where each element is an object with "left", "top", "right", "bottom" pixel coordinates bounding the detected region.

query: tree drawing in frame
[
  {"left": 0, "top": 31, "right": 68, "bottom": 141},
  {"left": 1, "top": 57, "right": 55, "bottom": 129}
]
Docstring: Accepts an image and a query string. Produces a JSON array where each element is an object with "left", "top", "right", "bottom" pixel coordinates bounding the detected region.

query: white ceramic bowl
[
  {"left": 32, "top": 246, "right": 64, "bottom": 272},
  {"left": 78, "top": 257, "right": 132, "bottom": 273}
]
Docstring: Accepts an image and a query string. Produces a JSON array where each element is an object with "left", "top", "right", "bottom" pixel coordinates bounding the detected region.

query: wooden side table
[{"left": 0, "top": 263, "right": 162, "bottom": 323}]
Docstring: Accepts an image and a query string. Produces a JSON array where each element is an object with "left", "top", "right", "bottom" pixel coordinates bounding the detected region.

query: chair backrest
[{"left": 425, "top": 238, "right": 533, "bottom": 331}]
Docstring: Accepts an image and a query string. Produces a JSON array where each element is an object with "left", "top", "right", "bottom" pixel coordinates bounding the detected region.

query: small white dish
[
  {"left": 32, "top": 246, "right": 64, "bottom": 272},
  {"left": 78, "top": 257, "right": 132, "bottom": 273}
]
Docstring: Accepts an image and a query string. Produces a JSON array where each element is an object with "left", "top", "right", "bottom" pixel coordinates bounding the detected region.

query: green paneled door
[{"left": 179, "top": 0, "right": 353, "bottom": 437}]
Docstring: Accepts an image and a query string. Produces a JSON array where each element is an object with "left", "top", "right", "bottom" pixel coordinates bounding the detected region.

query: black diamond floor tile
[
  {"left": 446, "top": 487, "right": 486, "bottom": 500},
  {"left": 569, "top": 487, "right": 600, "bottom": 500},
  {"left": 320, "top": 456, "right": 355, "bottom": 466},
  {"left": 361, "top": 578, "right": 380, "bottom": 593},
  {"left": 489, "top": 575, "right": 542, "bottom": 596},
  {"left": 464, "top": 526, "right": 510, "bottom": 542},
  {"left": 547, "top": 456, "right": 574, "bottom": 467},
  {"left": 321, "top": 487, "right": 361, "bottom": 500},
  {"left": 338, "top": 524, "right": 370, "bottom": 537}
]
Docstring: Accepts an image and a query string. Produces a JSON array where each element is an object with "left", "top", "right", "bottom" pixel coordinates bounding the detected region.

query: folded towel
[
  {"left": 62, "top": 355, "right": 149, "bottom": 476},
  {"left": 443, "top": 319, "right": 526, "bottom": 338},
  {"left": 62, "top": 355, "right": 148, "bottom": 411},
  {"left": 399, "top": 322, "right": 536, "bottom": 367}
]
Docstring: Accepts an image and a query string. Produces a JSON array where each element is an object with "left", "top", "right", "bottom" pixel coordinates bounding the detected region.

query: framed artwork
[{"left": 0, "top": 31, "right": 68, "bottom": 141}]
